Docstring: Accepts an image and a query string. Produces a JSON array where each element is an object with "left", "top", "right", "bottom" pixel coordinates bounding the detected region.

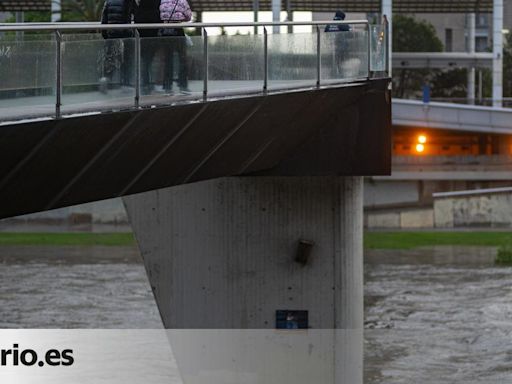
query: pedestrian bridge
[
  {"left": 393, "top": 99, "right": 512, "bottom": 134},
  {"left": 0, "top": 21, "right": 391, "bottom": 219}
]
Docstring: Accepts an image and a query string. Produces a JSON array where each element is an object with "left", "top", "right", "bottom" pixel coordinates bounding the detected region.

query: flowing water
[
  {"left": 364, "top": 246, "right": 512, "bottom": 383},
  {"left": 0, "top": 244, "right": 510, "bottom": 382},
  {"left": 0, "top": 245, "right": 162, "bottom": 328}
]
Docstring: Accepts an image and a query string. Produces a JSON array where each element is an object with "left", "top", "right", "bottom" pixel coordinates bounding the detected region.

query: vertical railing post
[
  {"left": 55, "top": 30, "right": 62, "bottom": 119},
  {"left": 203, "top": 27, "right": 208, "bottom": 102},
  {"left": 384, "top": 18, "right": 389, "bottom": 76},
  {"left": 135, "top": 29, "right": 141, "bottom": 108},
  {"left": 367, "top": 22, "right": 372, "bottom": 80},
  {"left": 316, "top": 25, "right": 321, "bottom": 88},
  {"left": 263, "top": 26, "right": 268, "bottom": 93}
]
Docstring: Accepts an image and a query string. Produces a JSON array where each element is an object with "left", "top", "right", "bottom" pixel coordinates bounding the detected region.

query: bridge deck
[
  {"left": 0, "top": 79, "right": 360, "bottom": 123},
  {"left": 393, "top": 99, "right": 512, "bottom": 134},
  {"left": 5, "top": 85, "right": 512, "bottom": 135}
]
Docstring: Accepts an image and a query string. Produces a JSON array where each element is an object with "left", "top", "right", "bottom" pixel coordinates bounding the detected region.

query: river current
[{"left": 0, "top": 244, "right": 510, "bottom": 383}]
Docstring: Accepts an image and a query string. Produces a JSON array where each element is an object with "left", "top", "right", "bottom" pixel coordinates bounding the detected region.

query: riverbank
[
  {"left": 0, "top": 232, "right": 135, "bottom": 247},
  {"left": 365, "top": 231, "right": 512, "bottom": 249},
  {"left": 0, "top": 231, "right": 510, "bottom": 250}
]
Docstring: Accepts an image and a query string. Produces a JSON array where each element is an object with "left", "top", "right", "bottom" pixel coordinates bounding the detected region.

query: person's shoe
[{"left": 99, "top": 77, "right": 108, "bottom": 94}]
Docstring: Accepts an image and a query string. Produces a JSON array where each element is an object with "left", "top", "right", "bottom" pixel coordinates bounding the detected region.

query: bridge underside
[{"left": 0, "top": 78, "right": 390, "bottom": 219}]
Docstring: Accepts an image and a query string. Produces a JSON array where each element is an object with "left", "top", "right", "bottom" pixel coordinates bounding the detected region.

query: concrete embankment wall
[
  {"left": 366, "top": 189, "right": 512, "bottom": 229},
  {"left": 0, "top": 197, "right": 128, "bottom": 226},
  {"left": 365, "top": 208, "right": 434, "bottom": 229},
  {"left": 434, "top": 191, "right": 512, "bottom": 228}
]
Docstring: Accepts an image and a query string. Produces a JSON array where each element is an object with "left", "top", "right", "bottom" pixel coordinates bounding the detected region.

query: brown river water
[{"left": 0, "top": 244, "right": 510, "bottom": 383}]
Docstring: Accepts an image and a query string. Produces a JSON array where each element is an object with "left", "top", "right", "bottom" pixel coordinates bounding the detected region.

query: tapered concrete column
[
  {"left": 124, "top": 176, "right": 364, "bottom": 383},
  {"left": 493, "top": 0, "right": 503, "bottom": 107},
  {"left": 467, "top": 13, "right": 476, "bottom": 104},
  {"left": 382, "top": 0, "right": 392, "bottom": 76}
]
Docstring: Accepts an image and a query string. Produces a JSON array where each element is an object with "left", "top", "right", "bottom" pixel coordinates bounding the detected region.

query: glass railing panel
[
  {"left": 61, "top": 34, "right": 135, "bottom": 114},
  {"left": 370, "top": 24, "right": 387, "bottom": 74},
  {"left": 138, "top": 33, "right": 203, "bottom": 104},
  {"left": 0, "top": 34, "right": 56, "bottom": 122},
  {"left": 0, "top": 23, "right": 385, "bottom": 122},
  {"left": 267, "top": 32, "right": 317, "bottom": 90},
  {"left": 320, "top": 25, "right": 369, "bottom": 83},
  {"left": 207, "top": 33, "right": 264, "bottom": 97}
]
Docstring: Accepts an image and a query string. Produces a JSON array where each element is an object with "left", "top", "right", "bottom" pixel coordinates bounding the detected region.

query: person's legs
[
  {"left": 141, "top": 41, "right": 150, "bottom": 90},
  {"left": 141, "top": 39, "right": 156, "bottom": 93},
  {"left": 99, "top": 39, "right": 116, "bottom": 93},
  {"left": 163, "top": 40, "right": 176, "bottom": 92},
  {"left": 177, "top": 37, "right": 189, "bottom": 91},
  {"left": 121, "top": 38, "right": 134, "bottom": 87},
  {"left": 334, "top": 49, "right": 343, "bottom": 78}
]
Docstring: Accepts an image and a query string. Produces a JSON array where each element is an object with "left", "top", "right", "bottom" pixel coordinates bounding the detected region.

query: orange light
[
  {"left": 416, "top": 143, "right": 425, "bottom": 153},
  {"left": 418, "top": 135, "right": 427, "bottom": 144}
]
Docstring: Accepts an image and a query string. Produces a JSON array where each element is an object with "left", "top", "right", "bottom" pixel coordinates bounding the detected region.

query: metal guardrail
[
  {"left": 411, "top": 97, "right": 512, "bottom": 108},
  {"left": 0, "top": 20, "right": 368, "bottom": 31},
  {"left": 393, "top": 52, "right": 493, "bottom": 69},
  {"left": 393, "top": 155, "right": 512, "bottom": 166},
  {"left": 433, "top": 186, "right": 512, "bottom": 198},
  {"left": 0, "top": 20, "right": 388, "bottom": 120}
]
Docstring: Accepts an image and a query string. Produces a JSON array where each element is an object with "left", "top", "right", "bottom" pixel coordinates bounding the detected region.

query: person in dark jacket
[
  {"left": 100, "top": 0, "right": 134, "bottom": 91},
  {"left": 325, "top": 11, "right": 350, "bottom": 78},
  {"left": 101, "top": 0, "right": 134, "bottom": 39},
  {"left": 134, "top": 0, "right": 161, "bottom": 93},
  {"left": 325, "top": 11, "right": 349, "bottom": 33}
]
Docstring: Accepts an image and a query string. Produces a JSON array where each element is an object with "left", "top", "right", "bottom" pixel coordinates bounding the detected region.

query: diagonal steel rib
[
  {"left": 181, "top": 102, "right": 263, "bottom": 184},
  {"left": 118, "top": 103, "right": 210, "bottom": 196},
  {"left": 45, "top": 113, "right": 142, "bottom": 210}
]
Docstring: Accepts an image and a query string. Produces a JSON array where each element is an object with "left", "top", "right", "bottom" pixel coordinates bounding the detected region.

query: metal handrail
[
  {"left": 0, "top": 20, "right": 368, "bottom": 32},
  {"left": 0, "top": 20, "right": 384, "bottom": 121}
]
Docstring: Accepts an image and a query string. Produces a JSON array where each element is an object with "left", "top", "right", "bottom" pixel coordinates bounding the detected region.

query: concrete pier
[{"left": 124, "top": 176, "right": 363, "bottom": 383}]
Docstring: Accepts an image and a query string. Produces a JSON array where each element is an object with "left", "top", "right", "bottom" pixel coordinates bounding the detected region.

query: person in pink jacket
[
  {"left": 159, "top": 0, "right": 192, "bottom": 93},
  {"left": 160, "top": 0, "right": 191, "bottom": 22}
]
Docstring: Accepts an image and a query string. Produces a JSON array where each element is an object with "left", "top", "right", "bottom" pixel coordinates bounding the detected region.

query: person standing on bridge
[
  {"left": 99, "top": 0, "right": 135, "bottom": 92},
  {"left": 325, "top": 11, "right": 350, "bottom": 78},
  {"left": 134, "top": 0, "right": 161, "bottom": 93},
  {"left": 159, "top": 0, "right": 192, "bottom": 94}
]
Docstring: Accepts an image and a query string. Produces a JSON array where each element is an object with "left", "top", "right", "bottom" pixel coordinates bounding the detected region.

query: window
[
  {"left": 445, "top": 29, "right": 453, "bottom": 52},
  {"left": 476, "top": 14, "right": 488, "bottom": 28},
  {"left": 475, "top": 36, "right": 488, "bottom": 52}
]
